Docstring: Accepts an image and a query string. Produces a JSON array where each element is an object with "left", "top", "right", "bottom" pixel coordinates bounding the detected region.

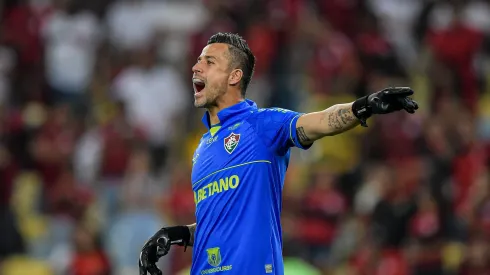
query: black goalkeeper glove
[
  {"left": 139, "top": 225, "right": 191, "bottom": 275},
  {"left": 352, "top": 87, "right": 419, "bottom": 127}
]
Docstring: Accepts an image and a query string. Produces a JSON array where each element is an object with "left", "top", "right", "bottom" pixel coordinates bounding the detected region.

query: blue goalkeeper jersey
[{"left": 190, "top": 99, "right": 311, "bottom": 275}]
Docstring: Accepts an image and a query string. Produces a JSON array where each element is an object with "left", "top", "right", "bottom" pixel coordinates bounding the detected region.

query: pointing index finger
[{"left": 383, "top": 87, "right": 414, "bottom": 97}]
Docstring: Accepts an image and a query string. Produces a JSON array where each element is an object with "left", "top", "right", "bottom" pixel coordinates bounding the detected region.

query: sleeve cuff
[{"left": 289, "top": 114, "right": 313, "bottom": 150}]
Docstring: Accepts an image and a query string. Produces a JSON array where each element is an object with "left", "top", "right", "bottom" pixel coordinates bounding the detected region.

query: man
[{"left": 139, "top": 32, "right": 418, "bottom": 275}]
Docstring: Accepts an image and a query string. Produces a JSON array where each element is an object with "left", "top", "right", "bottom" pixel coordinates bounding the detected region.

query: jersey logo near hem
[
  {"left": 224, "top": 133, "right": 240, "bottom": 154},
  {"left": 206, "top": 247, "right": 222, "bottom": 267}
]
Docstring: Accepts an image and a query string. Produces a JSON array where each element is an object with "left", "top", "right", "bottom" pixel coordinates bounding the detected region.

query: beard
[
  {"left": 194, "top": 98, "right": 209, "bottom": 108},
  {"left": 194, "top": 83, "right": 226, "bottom": 108}
]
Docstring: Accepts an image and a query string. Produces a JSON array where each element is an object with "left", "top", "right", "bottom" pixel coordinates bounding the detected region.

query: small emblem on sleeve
[
  {"left": 265, "top": 264, "right": 273, "bottom": 273},
  {"left": 224, "top": 133, "right": 240, "bottom": 154}
]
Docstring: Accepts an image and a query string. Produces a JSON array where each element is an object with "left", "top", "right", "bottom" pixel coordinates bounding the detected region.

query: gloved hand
[
  {"left": 139, "top": 226, "right": 191, "bottom": 275},
  {"left": 352, "top": 87, "right": 419, "bottom": 127}
]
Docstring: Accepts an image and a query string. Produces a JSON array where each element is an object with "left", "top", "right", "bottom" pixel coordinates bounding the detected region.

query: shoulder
[
  {"left": 249, "top": 107, "right": 293, "bottom": 118},
  {"left": 247, "top": 107, "right": 301, "bottom": 126},
  {"left": 245, "top": 107, "right": 301, "bottom": 143}
]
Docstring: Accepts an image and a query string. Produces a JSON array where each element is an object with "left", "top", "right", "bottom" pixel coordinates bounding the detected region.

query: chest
[{"left": 191, "top": 122, "right": 268, "bottom": 190}]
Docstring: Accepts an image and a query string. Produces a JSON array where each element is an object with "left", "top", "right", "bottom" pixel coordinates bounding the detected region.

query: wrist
[
  {"left": 352, "top": 95, "right": 372, "bottom": 127},
  {"left": 163, "top": 225, "right": 191, "bottom": 246}
]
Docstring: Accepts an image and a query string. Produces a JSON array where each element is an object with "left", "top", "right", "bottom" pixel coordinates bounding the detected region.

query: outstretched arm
[
  {"left": 296, "top": 103, "right": 358, "bottom": 146},
  {"left": 295, "top": 88, "right": 419, "bottom": 146}
]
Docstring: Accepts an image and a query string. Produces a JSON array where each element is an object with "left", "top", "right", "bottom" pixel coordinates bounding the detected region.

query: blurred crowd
[{"left": 2, "top": 0, "right": 490, "bottom": 274}]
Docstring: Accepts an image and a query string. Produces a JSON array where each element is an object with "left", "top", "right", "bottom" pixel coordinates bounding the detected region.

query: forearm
[
  {"left": 297, "top": 103, "right": 359, "bottom": 144},
  {"left": 186, "top": 223, "right": 196, "bottom": 246},
  {"left": 323, "top": 103, "right": 360, "bottom": 135}
]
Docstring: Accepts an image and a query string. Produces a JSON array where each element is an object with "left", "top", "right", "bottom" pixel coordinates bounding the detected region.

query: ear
[{"left": 228, "top": 69, "right": 243, "bottom": 86}]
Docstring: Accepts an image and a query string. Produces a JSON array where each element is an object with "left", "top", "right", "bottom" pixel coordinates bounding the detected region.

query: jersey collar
[{"left": 201, "top": 99, "right": 257, "bottom": 130}]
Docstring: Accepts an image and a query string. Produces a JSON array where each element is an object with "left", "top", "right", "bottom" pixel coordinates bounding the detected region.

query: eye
[{"left": 207, "top": 60, "right": 214, "bottom": 65}]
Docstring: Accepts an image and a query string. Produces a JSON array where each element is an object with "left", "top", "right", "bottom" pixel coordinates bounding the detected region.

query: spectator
[
  {"left": 0, "top": 31, "right": 17, "bottom": 106},
  {"left": 46, "top": 164, "right": 92, "bottom": 220},
  {"left": 42, "top": 0, "right": 101, "bottom": 106},
  {"left": 119, "top": 146, "right": 162, "bottom": 212},
  {"left": 297, "top": 168, "right": 347, "bottom": 268},
  {"left": 459, "top": 236, "right": 490, "bottom": 275},
  {"left": 31, "top": 103, "right": 79, "bottom": 188},
  {"left": 112, "top": 43, "right": 187, "bottom": 173},
  {"left": 98, "top": 101, "right": 146, "bottom": 180},
  {"left": 425, "top": 1, "right": 484, "bottom": 113},
  {"left": 409, "top": 193, "right": 444, "bottom": 275},
  {"left": 70, "top": 223, "right": 111, "bottom": 275}
]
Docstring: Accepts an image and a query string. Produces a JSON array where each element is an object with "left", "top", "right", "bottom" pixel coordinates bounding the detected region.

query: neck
[
  {"left": 207, "top": 92, "right": 244, "bottom": 126},
  {"left": 207, "top": 106, "right": 221, "bottom": 126}
]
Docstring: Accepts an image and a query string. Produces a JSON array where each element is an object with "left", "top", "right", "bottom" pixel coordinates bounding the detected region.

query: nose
[{"left": 192, "top": 62, "right": 203, "bottom": 74}]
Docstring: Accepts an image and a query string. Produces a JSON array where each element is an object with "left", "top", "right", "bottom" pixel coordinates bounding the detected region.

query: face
[{"left": 192, "top": 43, "right": 233, "bottom": 108}]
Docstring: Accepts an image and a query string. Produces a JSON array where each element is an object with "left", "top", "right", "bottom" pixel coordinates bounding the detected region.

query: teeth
[{"left": 193, "top": 78, "right": 205, "bottom": 85}]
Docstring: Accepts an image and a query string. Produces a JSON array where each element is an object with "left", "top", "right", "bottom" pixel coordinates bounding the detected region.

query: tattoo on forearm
[
  {"left": 328, "top": 112, "right": 343, "bottom": 130},
  {"left": 327, "top": 105, "right": 357, "bottom": 131},
  {"left": 296, "top": 126, "right": 311, "bottom": 143},
  {"left": 338, "top": 108, "right": 356, "bottom": 124},
  {"left": 188, "top": 223, "right": 196, "bottom": 246}
]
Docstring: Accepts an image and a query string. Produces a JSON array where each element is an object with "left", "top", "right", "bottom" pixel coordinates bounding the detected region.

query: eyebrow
[{"left": 197, "top": 55, "right": 218, "bottom": 62}]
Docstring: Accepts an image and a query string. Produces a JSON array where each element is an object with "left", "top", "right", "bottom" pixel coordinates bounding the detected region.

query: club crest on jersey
[
  {"left": 224, "top": 133, "right": 240, "bottom": 154},
  {"left": 206, "top": 247, "right": 222, "bottom": 267}
]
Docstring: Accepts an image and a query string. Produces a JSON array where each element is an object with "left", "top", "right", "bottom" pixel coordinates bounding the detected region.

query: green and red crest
[{"left": 224, "top": 133, "right": 240, "bottom": 154}]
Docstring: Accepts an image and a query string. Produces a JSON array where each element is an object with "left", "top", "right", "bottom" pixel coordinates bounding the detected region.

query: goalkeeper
[{"left": 139, "top": 32, "right": 418, "bottom": 275}]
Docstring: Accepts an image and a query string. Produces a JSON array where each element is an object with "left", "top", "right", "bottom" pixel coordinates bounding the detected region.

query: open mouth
[{"left": 193, "top": 78, "right": 206, "bottom": 95}]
